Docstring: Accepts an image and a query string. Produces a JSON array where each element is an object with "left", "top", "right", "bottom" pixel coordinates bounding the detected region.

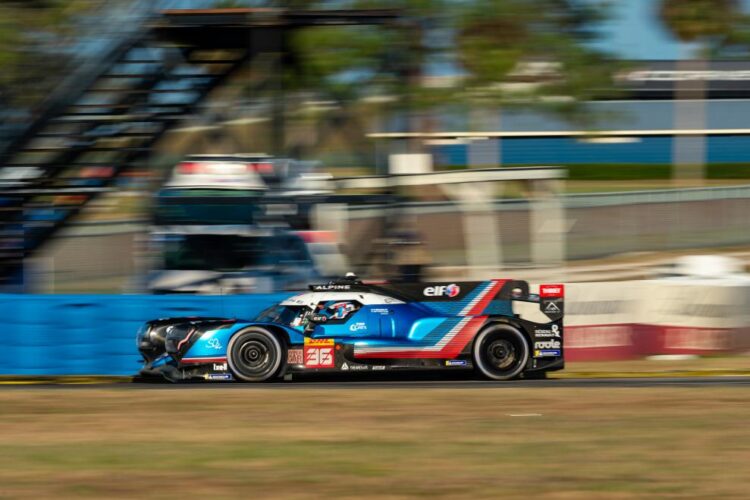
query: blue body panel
[
  {"left": 183, "top": 321, "right": 304, "bottom": 360},
  {"left": 183, "top": 280, "right": 512, "bottom": 359}
]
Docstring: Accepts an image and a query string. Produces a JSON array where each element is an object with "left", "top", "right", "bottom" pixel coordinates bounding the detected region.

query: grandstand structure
[{"left": 0, "top": 8, "right": 399, "bottom": 289}]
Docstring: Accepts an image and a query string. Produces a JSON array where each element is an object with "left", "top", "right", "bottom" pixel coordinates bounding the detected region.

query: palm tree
[{"left": 659, "top": 0, "right": 740, "bottom": 183}]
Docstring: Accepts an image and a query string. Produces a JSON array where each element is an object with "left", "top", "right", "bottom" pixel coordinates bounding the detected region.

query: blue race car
[{"left": 136, "top": 275, "right": 564, "bottom": 382}]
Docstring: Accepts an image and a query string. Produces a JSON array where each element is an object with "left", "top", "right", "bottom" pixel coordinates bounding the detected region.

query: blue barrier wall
[
  {"left": 0, "top": 294, "right": 291, "bottom": 376},
  {"left": 433, "top": 135, "right": 750, "bottom": 166}
]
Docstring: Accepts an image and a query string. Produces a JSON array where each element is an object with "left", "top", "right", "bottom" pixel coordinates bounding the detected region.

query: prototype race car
[{"left": 136, "top": 276, "right": 564, "bottom": 382}]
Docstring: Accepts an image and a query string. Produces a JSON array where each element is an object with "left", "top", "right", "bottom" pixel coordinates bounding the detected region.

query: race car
[{"left": 136, "top": 275, "right": 564, "bottom": 382}]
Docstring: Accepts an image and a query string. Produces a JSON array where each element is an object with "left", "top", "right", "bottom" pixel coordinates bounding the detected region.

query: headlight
[{"left": 136, "top": 324, "right": 150, "bottom": 348}]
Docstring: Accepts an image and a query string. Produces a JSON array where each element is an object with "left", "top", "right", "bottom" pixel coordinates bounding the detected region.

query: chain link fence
[{"left": 347, "top": 184, "right": 750, "bottom": 267}]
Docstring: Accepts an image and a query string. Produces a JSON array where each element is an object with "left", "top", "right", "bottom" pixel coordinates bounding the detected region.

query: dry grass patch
[{"left": 0, "top": 387, "right": 748, "bottom": 499}]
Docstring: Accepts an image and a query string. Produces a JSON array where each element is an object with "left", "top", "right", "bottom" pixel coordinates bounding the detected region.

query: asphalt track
[{"left": 2, "top": 374, "right": 750, "bottom": 389}]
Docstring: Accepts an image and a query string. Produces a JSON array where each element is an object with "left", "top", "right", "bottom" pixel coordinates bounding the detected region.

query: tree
[
  {"left": 0, "top": 0, "right": 103, "bottom": 109},
  {"left": 286, "top": 0, "right": 620, "bottom": 156},
  {"left": 199, "top": 0, "right": 620, "bottom": 162}
]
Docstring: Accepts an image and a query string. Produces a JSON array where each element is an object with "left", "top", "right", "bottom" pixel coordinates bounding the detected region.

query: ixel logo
[{"left": 423, "top": 284, "right": 461, "bottom": 298}]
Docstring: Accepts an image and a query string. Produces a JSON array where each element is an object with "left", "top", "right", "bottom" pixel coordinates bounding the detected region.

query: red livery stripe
[
  {"left": 181, "top": 356, "right": 227, "bottom": 364},
  {"left": 467, "top": 279, "right": 505, "bottom": 315}
]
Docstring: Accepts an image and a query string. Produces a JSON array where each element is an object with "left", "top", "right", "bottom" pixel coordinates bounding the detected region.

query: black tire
[
  {"left": 227, "top": 327, "right": 284, "bottom": 382},
  {"left": 472, "top": 324, "right": 530, "bottom": 380}
]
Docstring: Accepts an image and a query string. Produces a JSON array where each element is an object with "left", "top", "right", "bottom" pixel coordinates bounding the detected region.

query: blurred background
[{"left": 3, "top": 0, "right": 750, "bottom": 369}]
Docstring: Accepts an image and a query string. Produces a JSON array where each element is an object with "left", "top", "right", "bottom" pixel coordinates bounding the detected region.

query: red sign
[
  {"left": 304, "top": 346, "right": 335, "bottom": 368},
  {"left": 540, "top": 284, "right": 564, "bottom": 298},
  {"left": 303, "top": 338, "right": 335, "bottom": 368}
]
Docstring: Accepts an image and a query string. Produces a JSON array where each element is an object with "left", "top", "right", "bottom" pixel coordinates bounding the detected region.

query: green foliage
[
  {"left": 564, "top": 164, "right": 673, "bottom": 180},
  {"left": 0, "top": 0, "right": 101, "bottom": 106},
  {"left": 288, "top": 0, "right": 621, "bottom": 128},
  {"left": 442, "top": 163, "right": 750, "bottom": 180},
  {"left": 570, "top": 162, "right": 750, "bottom": 180},
  {"left": 659, "top": 0, "right": 738, "bottom": 42}
]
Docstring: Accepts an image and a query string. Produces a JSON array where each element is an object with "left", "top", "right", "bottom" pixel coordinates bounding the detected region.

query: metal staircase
[
  {"left": 0, "top": 24, "right": 254, "bottom": 287},
  {"left": 0, "top": 7, "right": 400, "bottom": 289}
]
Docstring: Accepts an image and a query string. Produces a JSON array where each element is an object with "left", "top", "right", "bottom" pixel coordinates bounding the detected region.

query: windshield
[
  {"left": 254, "top": 305, "right": 310, "bottom": 330},
  {"left": 160, "top": 234, "right": 270, "bottom": 271}
]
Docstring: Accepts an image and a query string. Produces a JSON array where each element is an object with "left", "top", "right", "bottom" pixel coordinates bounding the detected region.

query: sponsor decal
[
  {"left": 445, "top": 359, "right": 468, "bottom": 367},
  {"left": 540, "top": 284, "right": 564, "bottom": 298},
  {"left": 423, "top": 284, "right": 461, "bottom": 298},
  {"left": 304, "top": 338, "right": 335, "bottom": 368},
  {"left": 371, "top": 308, "right": 390, "bottom": 315},
  {"left": 372, "top": 365, "right": 386, "bottom": 371},
  {"left": 348, "top": 364, "right": 369, "bottom": 371},
  {"left": 287, "top": 349, "right": 303, "bottom": 364},
  {"left": 534, "top": 324, "right": 561, "bottom": 338},
  {"left": 544, "top": 301, "right": 561, "bottom": 313},
  {"left": 534, "top": 349, "right": 562, "bottom": 357},
  {"left": 206, "top": 338, "right": 223, "bottom": 350},
  {"left": 341, "top": 362, "right": 349, "bottom": 371},
  {"left": 349, "top": 322, "right": 367, "bottom": 332},
  {"left": 181, "top": 356, "right": 227, "bottom": 364},
  {"left": 205, "top": 373, "right": 233, "bottom": 381},
  {"left": 213, "top": 363, "right": 227, "bottom": 371},
  {"left": 304, "top": 338, "right": 335, "bottom": 346},
  {"left": 535, "top": 340, "right": 562, "bottom": 350},
  {"left": 311, "top": 284, "right": 351, "bottom": 291}
]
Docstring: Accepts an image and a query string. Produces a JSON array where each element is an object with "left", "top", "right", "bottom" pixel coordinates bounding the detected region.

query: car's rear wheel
[
  {"left": 227, "top": 327, "right": 284, "bottom": 382},
  {"left": 473, "top": 324, "right": 529, "bottom": 380}
]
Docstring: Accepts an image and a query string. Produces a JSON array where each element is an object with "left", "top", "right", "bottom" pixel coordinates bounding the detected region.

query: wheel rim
[
  {"left": 486, "top": 339, "right": 516, "bottom": 370},
  {"left": 474, "top": 326, "right": 529, "bottom": 380},
  {"left": 238, "top": 340, "right": 271, "bottom": 372},
  {"left": 228, "top": 330, "right": 282, "bottom": 382}
]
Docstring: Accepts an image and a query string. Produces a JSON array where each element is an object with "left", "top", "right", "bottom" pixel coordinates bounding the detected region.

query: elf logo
[{"left": 423, "top": 284, "right": 461, "bottom": 298}]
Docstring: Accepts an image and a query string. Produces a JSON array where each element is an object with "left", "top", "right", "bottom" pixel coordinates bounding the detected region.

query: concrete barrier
[
  {"left": 562, "top": 280, "right": 750, "bottom": 361},
  {"left": 0, "top": 293, "right": 289, "bottom": 376}
]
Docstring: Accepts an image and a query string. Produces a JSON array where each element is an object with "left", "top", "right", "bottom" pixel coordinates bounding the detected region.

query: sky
[{"left": 587, "top": 0, "right": 750, "bottom": 60}]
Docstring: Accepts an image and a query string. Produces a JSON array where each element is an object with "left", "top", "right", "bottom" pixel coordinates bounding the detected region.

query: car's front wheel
[
  {"left": 473, "top": 324, "right": 529, "bottom": 380},
  {"left": 227, "top": 327, "right": 284, "bottom": 382}
]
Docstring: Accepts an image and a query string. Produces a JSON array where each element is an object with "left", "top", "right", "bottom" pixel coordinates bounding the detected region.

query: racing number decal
[{"left": 304, "top": 338, "right": 335, "bottom": 368}]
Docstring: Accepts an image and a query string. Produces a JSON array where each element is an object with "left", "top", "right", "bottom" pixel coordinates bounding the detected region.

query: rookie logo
[
  {"left": 535, "top": 339, "right": 561, "bottom": 349},
  {"left": 423, "top": 284, "right": 461, "bottom": 298}
]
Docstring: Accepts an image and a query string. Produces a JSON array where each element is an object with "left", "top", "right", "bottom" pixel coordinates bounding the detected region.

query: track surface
[{"left": 2, "top": 374, "right": 750, "bottom": 389}]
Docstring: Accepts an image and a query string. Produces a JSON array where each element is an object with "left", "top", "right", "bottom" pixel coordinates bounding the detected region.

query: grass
[{"left": 0, "top": 386, "right": 748, "bottom": 498}]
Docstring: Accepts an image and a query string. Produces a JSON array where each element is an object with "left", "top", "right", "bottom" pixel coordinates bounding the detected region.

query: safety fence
[
  {"left": 348, "top": 184, "right": 750, "bottom": 265},
  {"left": 0, "top": 294, "right": 288, "bottom": 376}
]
